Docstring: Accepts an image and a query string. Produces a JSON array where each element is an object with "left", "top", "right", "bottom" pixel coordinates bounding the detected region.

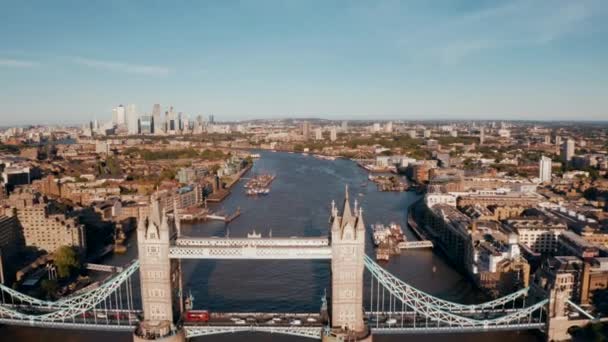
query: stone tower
[
  {"left": 328, "top": 186, "right": 370, "bottom": 340},
  {"left": 134, "top": 197, "right": 184, "bottom": 342}
]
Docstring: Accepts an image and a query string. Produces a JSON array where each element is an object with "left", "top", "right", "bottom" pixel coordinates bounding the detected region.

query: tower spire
[{"left": 341, "top": 184, "right": 353, "bottom": 227}]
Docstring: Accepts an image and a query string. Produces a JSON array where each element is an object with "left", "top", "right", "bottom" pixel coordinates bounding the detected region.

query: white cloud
[
  {"left": 0, "top": 58, "right": 39, "bottom": 68},
  {"left": 398, "top": 0, "right": 604, "bottom": 64},
  {"left": 70, "top": 57, "right": 171, "bottom": 76}
]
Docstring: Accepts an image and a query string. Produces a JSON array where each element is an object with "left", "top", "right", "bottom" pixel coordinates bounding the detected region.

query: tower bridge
[{"left": 0, "top": 188, "right": 597, "bottom": 341}]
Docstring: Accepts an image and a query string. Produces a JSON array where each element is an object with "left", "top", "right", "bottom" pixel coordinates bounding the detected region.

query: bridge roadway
[
  {"left": 0, "top": 308, "right": 547, "bottom": 338},
  {"left": 169, "top": 236, "right": 332, "bottom": 259}
]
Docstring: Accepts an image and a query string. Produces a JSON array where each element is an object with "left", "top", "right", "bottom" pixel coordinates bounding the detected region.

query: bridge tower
[
  {"left": 326, "top": 187, "right": 372, "bottom": 341},
  {"left": 545, "top": 284, "right": 577, "bottom": 342},
  {"left": 134, "top": 198, "right": 185, "bottom": 342}
]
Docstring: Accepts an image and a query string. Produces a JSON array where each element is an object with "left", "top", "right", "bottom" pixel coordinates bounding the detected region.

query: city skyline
[{"left": 2, "top": 0, "right": 608, "bottom": 125}]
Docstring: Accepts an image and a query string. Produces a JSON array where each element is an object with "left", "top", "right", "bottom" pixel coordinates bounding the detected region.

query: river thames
[{"left": 0, "top": 151, "right": 541, "bottom": 341}]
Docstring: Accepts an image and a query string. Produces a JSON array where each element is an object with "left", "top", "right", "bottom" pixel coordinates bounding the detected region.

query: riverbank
[
  {"left": 206, "top": 162, "right": 253, "bottom": 203},
  {"left": 2, "top": 150, "right": 541, "bottom": 342}
]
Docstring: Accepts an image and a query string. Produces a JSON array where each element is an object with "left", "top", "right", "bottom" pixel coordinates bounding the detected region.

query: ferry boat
[
  {"left": 245, "top": 174, "right": 276, "bottom": 189},
  {"left": 249, "top": 153, "right": 261, "bottom": 158},
  {"left": 246, "top": 188, "right": 270, "bottom": 196}
]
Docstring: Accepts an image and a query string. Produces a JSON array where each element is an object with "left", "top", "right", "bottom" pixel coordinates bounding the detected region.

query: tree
[{"left": 54, "top": 246, "right": 80, "bottom": 278}]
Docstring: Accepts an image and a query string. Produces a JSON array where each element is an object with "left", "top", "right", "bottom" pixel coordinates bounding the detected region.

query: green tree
[{"left": 54, "top": 246, "right": 80, "bottom": 278}]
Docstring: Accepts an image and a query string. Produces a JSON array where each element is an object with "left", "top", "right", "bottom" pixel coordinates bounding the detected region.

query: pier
[{"left": 205, "top": 208, "right": 241, "bottom": 223}]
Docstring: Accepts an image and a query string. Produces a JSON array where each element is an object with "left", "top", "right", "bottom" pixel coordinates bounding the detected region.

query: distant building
[
  {"left": 385, "top": 121, "right": 393, "bottom": 133},
  {"left": 302, "top": 121, "right": 310, "bottom": 140},
  {"left": 95, "top": 140, "right": 111, "bottom": 154},
  {"left": 314, "top": 128, "right": 323, "bottom": 140},
  {"left": 341, "top": 121, "right": 348, "bottom": 132},
  {"left": 152, "top": 104, "right": 163, "bottom": 134},
  {"left": 426, "top": 139, "right": 438, "bottom": 149},
  {"left": 561, "top": 138, "right": 575, "bottom": 163},
  {"left": 126, "top": 104, "right": 138, "bottom": 134},
  {"left": 329, "top": 126, "right": 337, "bottom": 142},
  {"left": 140, "top": 115, "right": 154, "bottom": 135},
  {"left": 112, "top": 105, "right": 126, "bottom": 126},
  {"left": 539, "top": 155, "right": 552, "bottom": 183}
]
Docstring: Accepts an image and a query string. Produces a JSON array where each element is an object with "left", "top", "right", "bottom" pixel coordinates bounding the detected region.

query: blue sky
[{"left": 1, "top": 0, "right": 607, "bottom": 124}]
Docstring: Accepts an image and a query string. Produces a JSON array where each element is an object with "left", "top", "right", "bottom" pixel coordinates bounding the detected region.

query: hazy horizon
[{"left": 2, "top": 1, "right": 608, "bottom": 125}]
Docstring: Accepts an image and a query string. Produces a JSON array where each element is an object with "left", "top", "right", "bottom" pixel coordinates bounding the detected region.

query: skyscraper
[
  {"left": 126, "top": 104, "right": 138, "bottom": 134},
  {"left": 561, "top": 138, "right": 575, "bottom": 163},
  {"left": 385, "top": 121, "right": 393, "bottom": 133},
  {"left": 341, "top": 121, "right": 348, "bottom": 132},
  {"left": 152, "top": 104, "right": 163, "bottom": 134},
  {"left": 208, "top": 114, "right": 215, "bottom": 124},
  {"left": 539, "top": 155, "right": 552, "bottom": 183},
  {"left": 140, "top": 115, "right": 154, "bottom": 135},
  {"left": 479, "top": 127, "right": 485, "bottom": 145},
  {"left": 330, "top": 126, "right": 337, "bottom": 141},
  {"left": 314, "top": 128, "right": 323, "bottom": 140},
  {"left": 112, "top": 105, "right": 126, "bottom": 126},
  {"left": 302, "top": 121, "right": 310, "bottom": 140}
]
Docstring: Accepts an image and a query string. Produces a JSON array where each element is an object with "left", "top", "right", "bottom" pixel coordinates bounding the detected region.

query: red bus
[{"left": 185, "top": 310, "right": 210, "bottom": 322}]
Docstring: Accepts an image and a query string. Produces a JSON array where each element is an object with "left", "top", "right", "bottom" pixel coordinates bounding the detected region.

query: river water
[{"left": 0, "top": 151, "right": 541, "bottom": 341}]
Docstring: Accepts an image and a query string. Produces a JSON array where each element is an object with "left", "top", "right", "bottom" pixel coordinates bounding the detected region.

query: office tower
[
  {"left": 165, "top": 107, "right": 177, "bottom": 134},
  {"left": 315, "top": 128, "right": 323, "bottom": 140},
  {"left": 209, "top": 114, "right": 215, "bottom": 124},
  {"left": 544, "top": 135, "right": 551, "bottom": 145},
  {"left": 341, "top": 121, "right": 348, "bottom": 132},
  {"left": 555, "top": 135, "right": 562, "bottom": 147},
  {"left": 152, "top": 104, "right": 163, "bottom": 134},
  {"left": 385, "top": 121, "right": 393, "bottom": 133},
  {"left": 408, "top": 130, "right": 417, "bottom": 139},
  {"left": 302, "top": 121, "right": 310, "bottom": 140},
  {"left": 330, "top": 126, "right": 337, "bottom": 141},
  {"left": 479, "top": 127, "right": 484, "bottom": 145},
  {"left": 140, "top": 115, "right": 154, "bottom": 134},
  {"left": 561, "top": 138, "right": 575, "bottom": 163},
  {"left": 423, "top": 129, "right": 431, "bottom": 138},
  {"left": 539, "top": 156, "right": 552, "bottom": 183},
  {"left": 372, "top": 123, "right": 381, "bottom": 132},
  {"left": 126, "top": 104, "right": 138, "bottom": 134},
  {"left": 112, "top": 105, "right": 126, "bottom": 126}
]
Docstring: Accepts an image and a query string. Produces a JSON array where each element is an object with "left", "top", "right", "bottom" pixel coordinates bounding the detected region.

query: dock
[{"left": 205, "top": 208, "right": 241, "bottom": 223}]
